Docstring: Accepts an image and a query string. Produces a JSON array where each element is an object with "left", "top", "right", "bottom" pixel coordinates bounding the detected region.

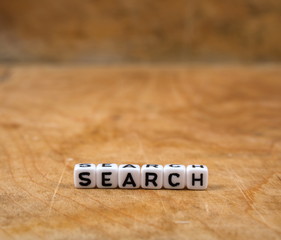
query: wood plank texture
[
  {"left": 1, "top": 0, "right": 281, "bottom": 62},
  {"left": 0, "top": 64, "right": 280, "bottom": 239}
]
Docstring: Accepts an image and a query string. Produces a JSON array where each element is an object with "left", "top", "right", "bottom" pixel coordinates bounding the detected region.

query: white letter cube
[
  {"left": 74, "top": 163, "right": 96, "bottom": 188},
  {"left": 118, "top": 164, "right": 140, "bottom": 189},
  {"left": 163, "top": 164, "right": 186, "bottom": 189},
  {"left": 141, "top": 164, "right": 163, "bottom": 189},
  {"left": 186, "top": 165, "right": 208, "bottom": 190},
  {"left": 96, "top": 163, "right": 118, "bottom": 188}
]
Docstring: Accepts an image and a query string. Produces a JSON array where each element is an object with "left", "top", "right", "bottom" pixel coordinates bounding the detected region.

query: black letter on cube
[
  {"left": 122, "top": 173, "right": 136, "bottom": 187},
  {"left": 102, "top": 172, "right": 112, "bottom": 187},
  {"left": 145, "top": 173, "right": 158, "bottom": 187},
  {"left": 168, "top": 173, "right": 180, "bottom": 187},
  {"left": 79, "top": 172, "right": 91, "bottom": 186}
]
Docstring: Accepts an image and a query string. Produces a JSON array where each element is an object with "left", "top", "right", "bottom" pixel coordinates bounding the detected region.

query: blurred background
[{"left": 0, "top": 0, "right": 280, "bottom": 63}]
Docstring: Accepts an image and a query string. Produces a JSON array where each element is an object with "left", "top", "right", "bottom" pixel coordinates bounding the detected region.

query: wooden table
[{"left": 0, "top": 64, "right": 280, "bottom": 240}]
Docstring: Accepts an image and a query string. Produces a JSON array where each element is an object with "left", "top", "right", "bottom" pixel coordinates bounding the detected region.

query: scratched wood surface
[{"left": 0, "top": 64, "right": 280, "bottom": 240}]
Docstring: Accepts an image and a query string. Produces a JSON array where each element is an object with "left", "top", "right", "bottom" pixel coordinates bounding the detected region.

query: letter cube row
[{"left": 74, "top": 163, "right": 208, "bottom": 190}]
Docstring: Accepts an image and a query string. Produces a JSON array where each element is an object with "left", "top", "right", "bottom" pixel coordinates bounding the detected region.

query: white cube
[
  {"left": 163, "top": 164, "right": 186, "bottom": 189},
  {"left": 141, "top": 164, "right": 163, "bottom": 189},
  {"left": 74, "top": 163, "right": 96, "bottom": 188},
  {"left": 186, "top": 165, "right": 208, "bottom": 190},
  {"left": 118, "top": 164, "right": 140, "bottom": 189},
  {"left": 96, "top": 163, "right": 118, "bottom": 188}
]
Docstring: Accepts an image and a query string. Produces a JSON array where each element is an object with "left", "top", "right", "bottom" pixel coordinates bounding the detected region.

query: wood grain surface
[
  {"left": 1, "top": 0, "right": 281, "bottom": 62},
  {"left": 0, "top": 64, "right": 280, "bottom": 239}
]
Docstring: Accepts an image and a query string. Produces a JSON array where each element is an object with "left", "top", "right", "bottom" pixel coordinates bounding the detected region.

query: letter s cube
[{"left": 74, "top": 163, "right": 96, "bottom": 188}]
